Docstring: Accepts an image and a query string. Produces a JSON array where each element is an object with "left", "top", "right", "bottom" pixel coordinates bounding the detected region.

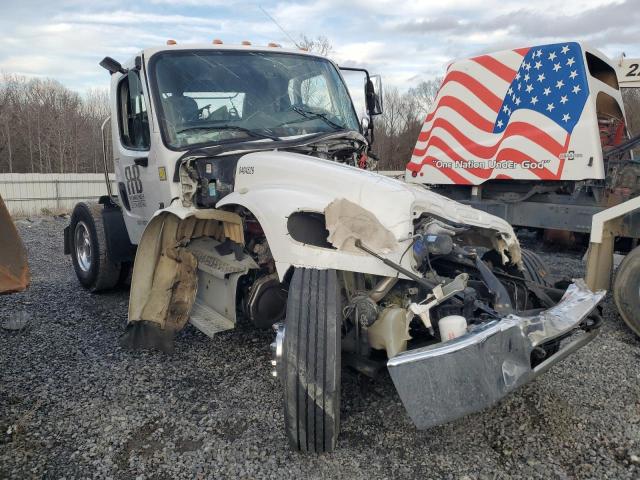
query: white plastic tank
[{"left": 439, "top": 315, "right": 467, "bottom": 341}]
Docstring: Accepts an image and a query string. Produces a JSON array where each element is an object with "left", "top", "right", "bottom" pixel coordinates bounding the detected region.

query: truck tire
[
  {"left": 613, "top": 245, "right": 640, "bottom": 337},
  {"left": 69, "top": 202, "right": 121, "bottom": 292},
  {"left": 521, "top": 248, "right": 552, "bottom": 287},
  {"left": 283, "top": 268, "right": 341, "bottom": 453}
]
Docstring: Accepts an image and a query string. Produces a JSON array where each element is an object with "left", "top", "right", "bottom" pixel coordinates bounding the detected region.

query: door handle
[{"left": 134, "top": 157, "right": 148, "bottom": 167}]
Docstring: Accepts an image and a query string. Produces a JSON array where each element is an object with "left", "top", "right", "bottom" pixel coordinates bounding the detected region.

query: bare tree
[
  {"left": 298, "top": 35, "right": 332, "bottom": 56},
  {"left": 408, "top": 78, "right": 443, "bottom": 118}
]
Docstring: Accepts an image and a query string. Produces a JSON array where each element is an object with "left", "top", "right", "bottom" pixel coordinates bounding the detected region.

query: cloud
[{"left": 0, "top": 0, "right": 638, "bottom": 94}]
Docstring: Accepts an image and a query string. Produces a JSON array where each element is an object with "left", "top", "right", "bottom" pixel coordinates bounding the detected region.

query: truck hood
[{"left": 231, "top": 151, "right": 521, "bottom": 263}]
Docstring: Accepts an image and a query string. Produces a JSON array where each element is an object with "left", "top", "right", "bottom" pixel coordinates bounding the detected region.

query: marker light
[
  {"left": 166, "top": 39, "right": 177, "bottom": 45},
  {"left": 212, "top": 39, "right": 223, "bottom": 44},
  {"left": 268, "top": 42, "right": 281, "bottom": 47},
  {"left": 241, "top": 40, "right": 252, "bottom": 46}
]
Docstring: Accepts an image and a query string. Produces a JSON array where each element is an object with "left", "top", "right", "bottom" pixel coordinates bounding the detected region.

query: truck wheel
[
  {"left": 282, "top": 268, "right": 341, "bottom": 453},
  {"left": 613, "top": 245, "right": 640, "bottom": 337},
  {"left": 69, "top": 202, "right": 121, "bottom": 292}
]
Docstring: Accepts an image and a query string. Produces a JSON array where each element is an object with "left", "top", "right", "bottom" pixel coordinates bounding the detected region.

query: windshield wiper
[
  {"left": 279, "top": 106, "right": 346, "bottom": 131},
  {"left": 176, "top": 125, "right": 281, "bottom": 141}
]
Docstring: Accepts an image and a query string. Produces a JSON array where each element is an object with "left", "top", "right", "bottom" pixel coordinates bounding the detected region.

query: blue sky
[{"left": 1, "top": 0, "right": 639, "bottom": 93}]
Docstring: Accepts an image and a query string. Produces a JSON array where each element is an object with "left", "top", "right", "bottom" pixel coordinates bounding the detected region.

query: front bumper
[{"left": 387, "top": 279, "right": 605, "bottom": 429}]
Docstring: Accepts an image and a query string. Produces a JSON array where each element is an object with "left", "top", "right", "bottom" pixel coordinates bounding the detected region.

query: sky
[{"left": 1, "top": 0, "right": 639, "bottom": 93}]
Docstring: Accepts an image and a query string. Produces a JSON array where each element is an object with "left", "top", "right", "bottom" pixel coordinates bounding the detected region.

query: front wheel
[
  {"left": 613, "top": 245, "right": 640, "bottom": 337},
  {"left": 69, "top": 202, "right": 121, "bottom": 292},
  {"left": 282, "top": 268, "right": 341, "bottom": 453}
]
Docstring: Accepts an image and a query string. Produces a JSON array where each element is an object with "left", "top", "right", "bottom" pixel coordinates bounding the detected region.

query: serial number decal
[{"left": 238, "top": 166, "right": 254, "bottom": 175}]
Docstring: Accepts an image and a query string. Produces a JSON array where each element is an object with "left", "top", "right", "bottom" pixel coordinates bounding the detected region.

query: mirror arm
[{"left": 339, "top": 66, "right": 375, "bottom": 140}]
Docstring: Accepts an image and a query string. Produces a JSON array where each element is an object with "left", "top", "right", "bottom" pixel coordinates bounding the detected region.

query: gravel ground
[{"left": 1, "top": 216, "right": 639, "bottom": 479}]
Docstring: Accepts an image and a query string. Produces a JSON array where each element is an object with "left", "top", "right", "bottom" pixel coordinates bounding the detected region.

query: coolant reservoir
[{"left": 438, "top": 315, "right": 467, "bottom": 342}]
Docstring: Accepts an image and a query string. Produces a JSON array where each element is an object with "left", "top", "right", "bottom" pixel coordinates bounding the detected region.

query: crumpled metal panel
[
  {"left": 0, "top": 195, "right": 30, "bottom": 294},
  {"left": 387, "top": 280, "right": 605, "bottom": 430}
]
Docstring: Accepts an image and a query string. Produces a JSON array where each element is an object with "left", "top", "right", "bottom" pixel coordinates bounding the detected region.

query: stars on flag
[{"left": 493, "top": 42, "right": 589, "bottom": 135}]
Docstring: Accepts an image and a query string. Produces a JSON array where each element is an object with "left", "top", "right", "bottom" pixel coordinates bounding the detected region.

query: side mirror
[
  {"left": 366, "top": 75, "right": 383, "bottom": 115},
  {"left": 99, "top": 56, "right": 127, "bottom": 75}
]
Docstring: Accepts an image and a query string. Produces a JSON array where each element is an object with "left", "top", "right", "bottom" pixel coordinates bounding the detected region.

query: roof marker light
[
  {"left": 241, "top": 40, "right": 252, "bottom": 46},
  {"left": 166, "top": 39, "right": 177, "bottom": 45},
  {"left": 212, "top": 39, "right": 223, "bottom": 44},
  {"left": 268, "top": 42, "right": 281, "bottom": 47}
]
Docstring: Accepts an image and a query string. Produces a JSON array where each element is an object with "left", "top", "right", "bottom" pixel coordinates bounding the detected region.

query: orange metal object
[{"left": 0, "top": 195, "right": 30, "bottom": 294}]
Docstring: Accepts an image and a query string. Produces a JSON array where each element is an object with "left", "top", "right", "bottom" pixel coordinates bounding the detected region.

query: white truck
[{"left": 64, "top": 41, "right": 604, "bottom": 453}]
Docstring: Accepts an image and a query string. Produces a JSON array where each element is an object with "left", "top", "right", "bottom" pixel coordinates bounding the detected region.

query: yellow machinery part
[{"left": 0, "top": 195, "right": 30, "bottom": 294}]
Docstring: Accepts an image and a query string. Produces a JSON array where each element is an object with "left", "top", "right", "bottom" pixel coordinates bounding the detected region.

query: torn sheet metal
[
  {"left": 0, "top": 195, "right": 30, "bottom": 294},
  {"left": 387, "top": 279, "right": 604, "bottom": 430},
  {"left": 324, "top": 198, "right": 398, "bottom": 253}
]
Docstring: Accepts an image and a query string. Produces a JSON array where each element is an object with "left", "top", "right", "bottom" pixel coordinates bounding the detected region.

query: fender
[{"left": 216, "top": 187, "right": 410, "bottom": 280}]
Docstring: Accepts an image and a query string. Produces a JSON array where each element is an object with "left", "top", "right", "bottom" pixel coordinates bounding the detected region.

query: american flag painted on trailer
[{"left": 407, "top": 42, "right": 591, "bottom": 185}]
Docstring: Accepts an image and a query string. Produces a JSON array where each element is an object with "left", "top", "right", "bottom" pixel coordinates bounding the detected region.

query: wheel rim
[{"left": 74, "top": 221, "right": 92, "bottom": 273}]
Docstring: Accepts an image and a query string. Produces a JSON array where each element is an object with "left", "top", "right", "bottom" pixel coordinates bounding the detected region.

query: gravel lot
[{"left": 1, "top": 216, "right": 639, "bottom": 479}]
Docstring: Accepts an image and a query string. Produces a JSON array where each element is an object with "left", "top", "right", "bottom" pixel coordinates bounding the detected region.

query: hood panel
[{"left": 234, "top": 150, "right": 519, "bottom": 242}]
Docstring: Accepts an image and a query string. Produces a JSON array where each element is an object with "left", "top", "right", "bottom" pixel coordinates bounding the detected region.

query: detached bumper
[{"left": 387, "top": 279, "right": 605, "bottom": 429}]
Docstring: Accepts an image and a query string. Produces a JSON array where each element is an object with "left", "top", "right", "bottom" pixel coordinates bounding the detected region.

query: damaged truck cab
[{"left": 65, "top": 42, "right": 605, "bottom": 453}]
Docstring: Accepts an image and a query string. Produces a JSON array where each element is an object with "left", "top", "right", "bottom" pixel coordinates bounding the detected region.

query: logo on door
[{"left": 124, "top": 165, "right": 143, "bottom": 195}]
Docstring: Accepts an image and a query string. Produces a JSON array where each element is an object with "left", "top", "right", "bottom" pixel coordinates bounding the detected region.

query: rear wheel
[
  {"left": 69, "top": 202, "right": 121, "bottom": 292},
  {"left": 282, "top": 268, "right": 341, "bottom": 453},
  {"left": 613, "top": 245, "right": 640, "bottom": 337}
]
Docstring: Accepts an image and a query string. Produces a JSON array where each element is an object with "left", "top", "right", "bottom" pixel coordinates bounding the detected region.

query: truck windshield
[{"left": 150, "top": 50, "right": 360, "bottom": 149}]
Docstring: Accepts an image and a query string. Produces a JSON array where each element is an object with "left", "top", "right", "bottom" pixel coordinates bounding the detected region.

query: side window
[{"left": 118, "top": 72, "right": 150, "bottom": 150}]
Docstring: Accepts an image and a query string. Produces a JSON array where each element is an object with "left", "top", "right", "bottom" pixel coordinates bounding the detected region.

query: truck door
[{"left": 112, "top": 70, "right": 157, "bottom": 243}]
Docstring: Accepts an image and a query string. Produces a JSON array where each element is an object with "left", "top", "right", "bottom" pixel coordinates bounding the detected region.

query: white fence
[{"left": 0, "top": 173, "right": 116, "bottom": 216}]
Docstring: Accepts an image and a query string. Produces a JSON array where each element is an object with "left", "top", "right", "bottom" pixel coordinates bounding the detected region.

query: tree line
[
  {"left": 0, "top": 74, "right": 109, "bottom": 174},
  {"left": 0, "top": 72, "right": 441, "bottom": 174}
]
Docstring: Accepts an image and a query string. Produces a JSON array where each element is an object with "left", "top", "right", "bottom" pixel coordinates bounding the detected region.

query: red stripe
[
  {"left": 413, "top": 118, "right": 566, "bottom": 159},
  {"left": 439, "top": 71, "right": 503, "bottom": 112},
  {"left": 418, "top": 96, "right": 494, "bottom": 141},
  {"left": 513, "top": 47, "right": 530, "bottom": 56},
  {"left": 472, "top": 55, "right": 517, "bottom": 83}
]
